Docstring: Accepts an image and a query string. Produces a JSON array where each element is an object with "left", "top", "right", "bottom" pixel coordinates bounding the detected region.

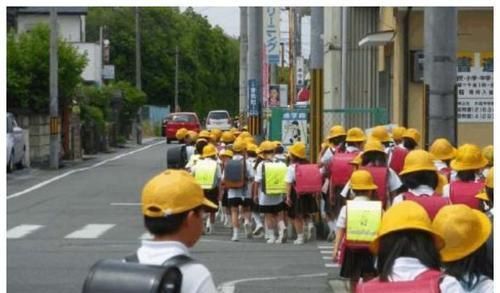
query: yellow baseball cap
[
  {"left": 141, "top": 170, "right": 217, "bottom": 217},
  {"left": 432, "top": 204, "right": 492, "bottom": 262}
]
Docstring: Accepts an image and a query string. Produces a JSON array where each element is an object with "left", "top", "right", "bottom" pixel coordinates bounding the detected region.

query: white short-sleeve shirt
[
  {"left": 285, "top": 164, "right": 296, "bottom": 184},
  {"left": 137, "top": 240, "right": 217, "bottom": 293},
  {"left": 340, "top": 168, "right": 402, "bottom": 198},
  {"left": 392, "top": 185, "right": 435, "bottom": 206}
]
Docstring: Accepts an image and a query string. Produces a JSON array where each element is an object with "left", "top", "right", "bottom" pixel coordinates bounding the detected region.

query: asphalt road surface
[{"left": 7, "top": 139, "right": 339, "bottom": 293}]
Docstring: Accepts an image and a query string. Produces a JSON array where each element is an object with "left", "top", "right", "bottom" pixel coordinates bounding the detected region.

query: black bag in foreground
[
  {"left": 166, "top": 145, "right": 187, "bottom": 169},
  {"left": 82, "top": 255, "right": 193, "bottom": 293}
]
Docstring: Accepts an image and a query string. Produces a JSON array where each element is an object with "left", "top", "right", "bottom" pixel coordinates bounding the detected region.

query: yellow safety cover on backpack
[
  {"left": 264, "top": 162, "right": 288, "bottom": 195},
  {"left": 194, "top": 160, "right": 218, "bottom": 190},
  {"left": 346, "top": 200, "right": 382, "bottom": 242}
]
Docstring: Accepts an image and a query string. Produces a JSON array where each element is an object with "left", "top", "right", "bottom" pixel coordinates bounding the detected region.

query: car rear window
[
  {"left": 208, "top": 112, "right": 230, "bottom": 120},
  {"left": 169, "top": 114, "right": 197, "bottom": 122}
]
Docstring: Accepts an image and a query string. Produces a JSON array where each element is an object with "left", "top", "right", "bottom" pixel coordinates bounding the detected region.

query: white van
[{"left": 205, "top": 110, "right": 232, "bottom": 131}]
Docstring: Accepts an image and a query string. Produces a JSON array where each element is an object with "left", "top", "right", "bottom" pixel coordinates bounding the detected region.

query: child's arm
[
  {"left": 332, "top": 228, "right": 345, "bottom": 262},
  {"left": 285, "top": 183, "right": 293, "bottom": 207}
]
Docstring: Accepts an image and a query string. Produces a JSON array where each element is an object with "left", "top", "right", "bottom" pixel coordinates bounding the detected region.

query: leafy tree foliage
[
  {"left": 86, "top": 7, "right": 239, "bottom": 118},
  {"left": 7, "top": 24, "right": 87, "bottom": 113}
]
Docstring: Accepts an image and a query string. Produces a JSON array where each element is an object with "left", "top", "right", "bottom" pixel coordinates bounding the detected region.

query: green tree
[
  {"left": 86, "top": 7, "right": 239, "bottom": 118},
  {"left": 7, "top": 24, "right": 87, "bottom": 113}
]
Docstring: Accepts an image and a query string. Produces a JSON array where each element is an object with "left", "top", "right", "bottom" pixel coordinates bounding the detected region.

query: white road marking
[
  {"left": 320, "top": 250, "right": 332, "bottom": 254},
  {"left": 325, "top": 263, "right": 340, "bottom": 268},
  {"left": 317, "top": 245, "right": 332, "bottom": 249},
  {"left": 7, "top": 140, "right": 164, "bottom": 200},
  {"left": 64, "top": 224, "right": 115, "bottom": 239},
  {"left": 7, "top": 225, "right": 44, "bottom": 239},
  {"left": 322, "top": 256, "right": 333, "bottom": 260},
  {"left": 110, "top": 203, "right": 141, "bottom": 206},
  {"left": 217, "top": 272, "right": 328, "bottom": 293}
]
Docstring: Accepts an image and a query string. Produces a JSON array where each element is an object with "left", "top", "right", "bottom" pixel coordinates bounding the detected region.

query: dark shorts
[
  {"left": 221, "top": 190, "right": 229, "bottom": 207},
  {"left": 228, "top": 197, "right": 253, "bottom": 208},
  {"left": 340, "top": 247, "right": 377, "bottom": 280},
  {"left": 204, "top": 188, "right": 219, "bottom": 213},
  {"left": 259, "top": 202, "right": 285, "bottom": 214},
  {"left": 288, "top": 189, "right": 319, "bottom": 219}
]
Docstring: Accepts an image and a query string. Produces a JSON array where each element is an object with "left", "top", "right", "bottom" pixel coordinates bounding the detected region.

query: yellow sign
[
  {"left": 346, "top": 200, "right": 382, "bottom": 242},
  {"left": 264, "top": 162, "right": 288, "bottom": 195},
  {"left": 194, "top": 160, "right": 217, "bottom": 190}
]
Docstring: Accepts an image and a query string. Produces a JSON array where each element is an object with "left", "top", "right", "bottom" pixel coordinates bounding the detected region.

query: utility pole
[
  {"left": 135, "top": 7, "right": 142, "bottom": 144},
  {"left": 175, "top": 45, "right": 179, "bottom": 112},
  {"left": 323, "top": 8, "right": 342, "bottom": 116},
  {"left": 288, "top": 7, "right": 295, "bottom": 108},
  {"left": 310, "top": 7, "right": 324, "bottom": 162},
  {"left": 247, "top": 7, "right": 263, "bottom": 135},
  {"left": 239, "top": 7, "right": 248, "bottom": 124},
  {"left": 424, "top": 8, "right": 457, "bottom": 146},
  {"left": 49, "top": 8, "right": 60, "bottom": 169}
]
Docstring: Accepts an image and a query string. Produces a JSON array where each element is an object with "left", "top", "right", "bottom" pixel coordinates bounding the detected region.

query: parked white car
[
  {"left": 7, "top": 112, "right": 26, "bottom": 172},
  {"left": 205, "top": 110, "right": 232, "bottom": 131}
]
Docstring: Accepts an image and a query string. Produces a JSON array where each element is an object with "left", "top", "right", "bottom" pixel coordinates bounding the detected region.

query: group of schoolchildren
[{"left": 173, "top": 124, "right": 494, "bottom": 292}]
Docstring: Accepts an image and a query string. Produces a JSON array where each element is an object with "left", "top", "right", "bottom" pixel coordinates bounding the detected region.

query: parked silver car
[{"left": 7, "top": 112, "right": 26, "bottom": 172}]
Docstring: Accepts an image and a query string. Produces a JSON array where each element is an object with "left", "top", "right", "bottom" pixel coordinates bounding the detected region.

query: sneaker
[
  {"left": 206, "top": 222, "right": 213, "bottom": 235},
  {"left": 231, "top": 234, "right": 239, "bottom": 242},
  {"left": 266, "top": 236, "right": 276, "bottom": 244},
  {"left": 252, "top": 225, "right": 264, "bottom": 236},
  {"left": 275, "top": 229, "right": 287, "bottom": 244},
  {"left": 327, "top": 230, "right": 336, "bottom": 242},
  {"left": 244, "top": 223, "right": 253, "bottom": 239},
  {"left": 294, "top": 235, "right": 305, "bottom": 245},
  {"left": 224, "top": 218, "right": 232, "bottom": 228}
]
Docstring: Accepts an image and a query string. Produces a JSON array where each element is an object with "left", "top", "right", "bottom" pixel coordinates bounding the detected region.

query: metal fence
[
  {"left": 322, "top": 108, "right": 388, "bottom": 138},
  {"left": 141, "top": 105, "right": 170, "bottom": 125}
]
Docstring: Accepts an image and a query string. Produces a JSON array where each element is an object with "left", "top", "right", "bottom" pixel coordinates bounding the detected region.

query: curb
[{"left": 328, "top": 279, "right": 349, "bottom": 293}]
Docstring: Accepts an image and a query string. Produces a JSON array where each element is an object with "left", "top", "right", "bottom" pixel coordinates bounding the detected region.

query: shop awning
[{"left": 358, "top": 30, "right": 395, "bottom": 47}]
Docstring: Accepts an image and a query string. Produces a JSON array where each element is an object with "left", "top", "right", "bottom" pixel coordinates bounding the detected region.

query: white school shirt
[
  {"left": 336, "top": 196, "right": 371, "bottom": 229},
  {"left": 340, "top": 168, "right": 403, "bottom": 198},
  {"left": 136, "top": 240, "right": 217, "bottom": 293},
  {"left": 392, "top": 184, "right": 435, "bottom": 205},
  {"left": 185, "top": 154, "right": 200, "bottom": 171},
  {"left": 186, "top": 145, "right": 195, "bottom": 160},
  {"left": 191, "top": 158, "right": 221, "bottom": 185},
  {"left": 387, "top": 257, "right": 466, "bottom": 292},
  {"left": 224, "top": 154, "right": 254, "bottom": 199},
  {"left": 254, "top": 160, "right": 284, "bottom": 206},
  {"left": 285, "top": 163, "right": 296, "bottom": 184}
]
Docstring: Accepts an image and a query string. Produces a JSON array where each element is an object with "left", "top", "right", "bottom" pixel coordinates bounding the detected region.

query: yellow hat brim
[
  {"left": 201, "top": 198, "right": 218, "bottom": 210},
  {"left": 399, "top": 166, "right": 437, "bottom": 176},
  {"left": 439, "top": 210, "right": 492, "bottom": 262},
  {"left": 450, "top": 157, "right": 489, "bottom": 171},
  {"left": 475, "top": 192, "right": 489, "bottom": 201}
]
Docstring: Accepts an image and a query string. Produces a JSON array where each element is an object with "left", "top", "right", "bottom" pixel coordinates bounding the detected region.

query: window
[
  {"left": 208, "top": 112, "right": 229, "bottom": 120},
  {"left": 171, "top": 114, "right": 197, "bottom": 122}
]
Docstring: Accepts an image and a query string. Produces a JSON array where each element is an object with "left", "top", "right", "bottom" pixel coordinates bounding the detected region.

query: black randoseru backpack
[
  {"left": 166, "top": 145, "right": 187, "bottom": 169},
  {"left": 82, "top": 254, "right": 193, "bottom": 293}
]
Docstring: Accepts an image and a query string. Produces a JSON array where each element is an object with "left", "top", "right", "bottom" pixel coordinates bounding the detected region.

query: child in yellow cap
[
  {"left": 356, "top": 201, "right": 449, "bottom": 291},
  {"left": 218, "top": 149, "right": 233, "bottom": 229},
  {"left": 477, "top": 169, "right": 494, "bottom": 218},
  {"left": 429, "top": 138, "right": 457, "bottom": 182},
  {"left": 332, "top": 170, "right": 380, "bottom": 292},
  {"left": 246, "top": 144, "right": 265, "bottom": 237},
  {"left": 432, "top": 204, "right": 493, "bottom": 291},
  {"left": 137, "top": 170, "right": 218, "bottom": 292},
  {"left": 185, "top": 138, "right": 208, "bottom": 173},
  {"left": 442, "top": 144, "right": 488, "bottom": 210},
  {"left": 481, "top": 145, "right": 493, "bottom": 179},
  {"left": 191, "top": 144, "right": 221, "bottom": 235}
]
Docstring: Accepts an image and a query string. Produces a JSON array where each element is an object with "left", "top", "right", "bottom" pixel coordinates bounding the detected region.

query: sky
[{"left": 180, "top": 7, "right": 311, "bottom": 59}]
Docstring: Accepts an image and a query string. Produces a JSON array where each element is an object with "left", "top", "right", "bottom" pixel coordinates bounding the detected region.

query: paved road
[{"left": 7, "top": 139, "right": 339, "bottom": 293}]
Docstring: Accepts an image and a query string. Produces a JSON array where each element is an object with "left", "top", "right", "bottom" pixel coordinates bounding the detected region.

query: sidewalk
[{"left": 7, "top": 137, "right": 163, "bottom": 196}]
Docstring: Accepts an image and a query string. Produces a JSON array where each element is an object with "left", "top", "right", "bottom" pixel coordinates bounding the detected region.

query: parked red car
[{"left": 162, "top": 112, "right": 201, "bottom": 143}]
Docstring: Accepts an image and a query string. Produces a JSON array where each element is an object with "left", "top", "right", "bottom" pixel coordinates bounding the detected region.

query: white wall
[
  {"left": 18, "top": 14, "right": 83, "bottom": 42},
  {"left": 73, "top": 43, "right": 102, "bottom": 85}
]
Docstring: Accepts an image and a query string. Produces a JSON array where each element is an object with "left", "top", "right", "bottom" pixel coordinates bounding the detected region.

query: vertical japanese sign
[
  {"left": 248, "top": 79, "right": 260, "bottom": 116},
  {"left": 279, "top": 84, "right": 288, "bottom": 107},
  {"left": 264, "top": 7, "right": 280, "bottom": 65},
  {"left": 456, "top": 52, "right": 493, "bottom": 122},
  {"left": 296, "top": 56, "right": 304, "bottom": 88},
  {"left": 262, "top": 47, "right": 269, "bottom": 108}
]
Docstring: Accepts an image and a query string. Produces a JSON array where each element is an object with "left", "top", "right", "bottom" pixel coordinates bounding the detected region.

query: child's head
[
  {"left": 195, "top": 139, "right": 208, "bottom": 155},
  {"left": 450, "top": 144, "right": 489, "bottom": 175},
  {"left": 259, "top": 140, "right": 276, "bottom": 160},
  {"left": 288, "top": 142, "right": 307, "bottom": 163},
  {"left": 345, "top": 127, "right": 366, "bottom": 149},
  {"left": 201, "top": 144, "right": 218, "bottom": 160},
  {"left": 350, "top": 170, "right": 378, "bottom": 199},
  {"left": 372, "top": 201, "right": 444, "bottom": 281},
  {"left": 399, "top": 150, "right": 438, "bottom": 189},
  {"left": 141, "top": 170, "right": 217, "bottom": 247}
]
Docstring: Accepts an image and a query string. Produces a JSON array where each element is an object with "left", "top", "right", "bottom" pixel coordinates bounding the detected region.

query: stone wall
[{"left": 17, "top": 114, "right": 50, "bottom": 165}]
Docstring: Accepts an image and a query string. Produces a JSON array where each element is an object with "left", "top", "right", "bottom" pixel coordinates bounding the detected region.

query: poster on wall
[
  {"left": 268, "top": 85, "right": 281, "bottom": 107},
  {"left": 281, "top": 111, "right": 308, "bottom": 146},
  {"left": 457, "top": 51, "right": 493, "bottom": 123}
]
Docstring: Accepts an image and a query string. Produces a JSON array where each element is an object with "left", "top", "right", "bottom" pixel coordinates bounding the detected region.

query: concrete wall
[
  {"left": 17, "top": 14, "right": 83, "bottom": 42},
  {"left": 381, "top": 8, "right": 493, "bottom": 147},
  {"left": 18, "top": 114, "right": 50, "bottom": 164}
]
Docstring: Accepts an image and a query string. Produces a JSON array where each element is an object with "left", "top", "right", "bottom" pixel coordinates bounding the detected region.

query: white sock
[
  {"left": 328, "top": 220, "right": 336, "bottom": 232},
  {"left": 268, "top": 229, "right": 276, "bottom": 238},
  {"left": 297, "top": 233, "right": 304, "bottom": 239},
  {"left": 233, "top": 228, "right": 239, "bottom": 236},
  {"left": 278, "top": 220, "right": 287, "bottom": 231},
  {"left": 253, "top": 213, "right": 263, "bottom": 226}
]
